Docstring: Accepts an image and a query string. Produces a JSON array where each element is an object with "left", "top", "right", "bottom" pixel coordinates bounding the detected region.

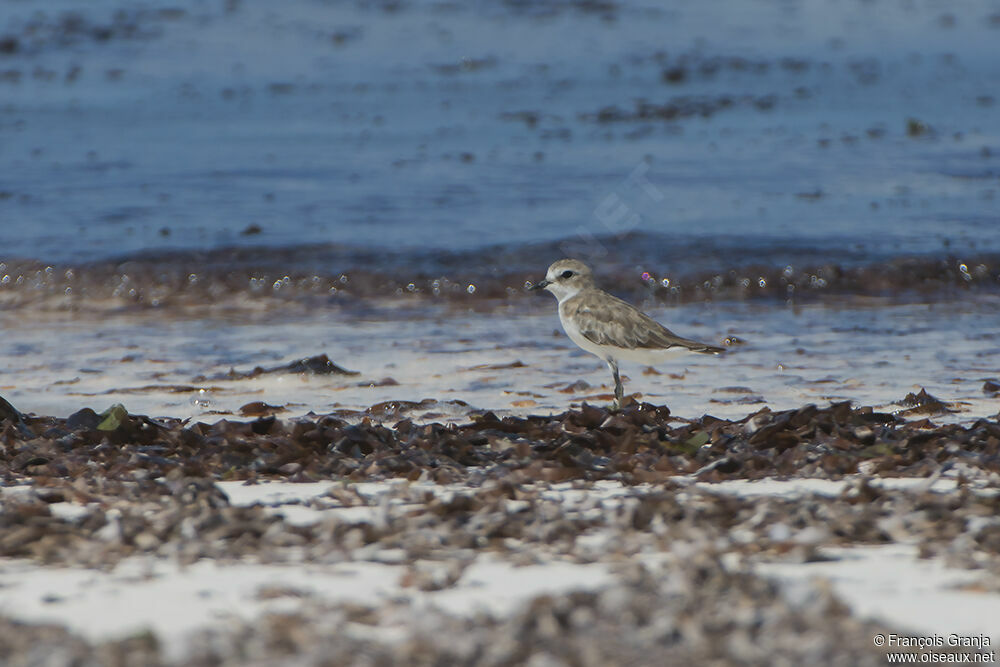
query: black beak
[{"left": 529, "top": 279, "right": 550, "bottom": 291}]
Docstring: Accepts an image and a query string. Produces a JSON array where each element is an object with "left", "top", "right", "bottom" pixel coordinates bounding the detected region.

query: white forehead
[{"left": 546, "top": 260, "right": 588, "bottom": 279}]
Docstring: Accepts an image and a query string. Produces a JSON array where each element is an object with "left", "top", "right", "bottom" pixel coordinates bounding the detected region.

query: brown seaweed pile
[
  {"left": 3, "top": 398, "right": 999, "bottom": 486},
  {"left": 3, "top": 433, "right": 999, "bottom": 664},
  {"left": 4, "top": 452, "right": 1000, "bottom": 569},
  {"left": 3, "top": 395, "right": 1000, "bottom": 665}
]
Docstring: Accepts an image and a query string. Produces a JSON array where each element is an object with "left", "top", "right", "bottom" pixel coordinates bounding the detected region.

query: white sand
[{"left": 3, "top": 477, "right": 999, "bottom": 659}]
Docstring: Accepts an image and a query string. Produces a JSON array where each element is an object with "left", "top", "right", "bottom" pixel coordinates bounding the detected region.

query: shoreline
[
  {"left": 2, "top": 243, "right": 1000, "bottom": 315},
  {"left": 2, "top": 296, "right": 998, "bottom": 428}
]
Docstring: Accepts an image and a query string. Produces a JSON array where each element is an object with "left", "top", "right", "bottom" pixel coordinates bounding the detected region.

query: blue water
[{"left": 1, "top": 0, "right": 998, "bottom": 265}]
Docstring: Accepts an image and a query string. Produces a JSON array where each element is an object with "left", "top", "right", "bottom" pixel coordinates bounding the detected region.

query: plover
[{"left": 530, "top": 258, "right": 724, "bottom": 410}]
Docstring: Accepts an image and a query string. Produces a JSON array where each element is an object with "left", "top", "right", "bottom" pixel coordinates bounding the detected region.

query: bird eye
[{"left": 560, "top": 270, "right": 574, "bottom": 279}]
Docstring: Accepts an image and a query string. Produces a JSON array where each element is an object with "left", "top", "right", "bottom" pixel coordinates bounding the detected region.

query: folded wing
[{"left": 567, "top": 293, "right": 724, "bottom": 354}]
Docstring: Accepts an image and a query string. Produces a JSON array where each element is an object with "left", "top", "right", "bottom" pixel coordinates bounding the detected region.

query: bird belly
[{"left": 604, "top": 345, "right": 694, "bottom": 364}]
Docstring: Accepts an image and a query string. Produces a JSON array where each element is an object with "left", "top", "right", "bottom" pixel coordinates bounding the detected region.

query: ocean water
[
  {"left": 1, "top": 0, "right": 998, "bottom": 266},
  {"left": 1, "top": 0, "right": 999, "bottom": 420}
]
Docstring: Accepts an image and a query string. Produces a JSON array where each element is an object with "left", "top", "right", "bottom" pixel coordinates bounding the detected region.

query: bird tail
[{"left": 690, "top": 341, "right": 726, "bottom": 355}]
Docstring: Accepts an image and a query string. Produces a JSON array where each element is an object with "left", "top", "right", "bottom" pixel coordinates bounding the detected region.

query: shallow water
[{"left": 2, "top": 296, "right": 997, "bottom": 424}]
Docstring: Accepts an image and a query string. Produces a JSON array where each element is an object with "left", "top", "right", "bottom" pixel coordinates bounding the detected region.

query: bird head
[{"left": 529, "top": 258, "right": 594, "bottom": 302}]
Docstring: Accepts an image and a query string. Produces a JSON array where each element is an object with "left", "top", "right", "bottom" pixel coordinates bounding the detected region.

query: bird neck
[{"left": 554, "top": 283, "right": 598, "bottom": 305}]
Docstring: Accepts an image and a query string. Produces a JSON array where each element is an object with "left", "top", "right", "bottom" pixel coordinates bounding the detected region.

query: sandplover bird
[{"left": 530, "top": 258, "right": 724, "bottom": 410}]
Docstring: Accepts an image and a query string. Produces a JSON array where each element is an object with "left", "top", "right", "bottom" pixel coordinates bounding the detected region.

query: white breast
[{"left": 559, "top": 306, "right": 612, "bottom": 360}]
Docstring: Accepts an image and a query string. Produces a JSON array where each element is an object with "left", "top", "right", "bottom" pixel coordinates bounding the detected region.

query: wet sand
[{"left": 1, "top": 289, "right": 999, "bottom": 424}]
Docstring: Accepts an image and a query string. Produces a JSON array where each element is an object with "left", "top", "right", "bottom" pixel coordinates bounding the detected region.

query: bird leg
[{"left": 606, "top": 359, "right": 623, "bottom": 411}]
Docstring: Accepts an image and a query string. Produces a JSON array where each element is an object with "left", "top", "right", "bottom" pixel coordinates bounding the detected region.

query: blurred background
[{"left": 0, "top": 0, "right": 998, "bottom": 285}]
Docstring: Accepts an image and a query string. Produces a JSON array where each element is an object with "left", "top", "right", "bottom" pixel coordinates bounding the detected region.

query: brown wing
[{"left": 564, "top": 292, "right": 724, "bottom": 354}]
